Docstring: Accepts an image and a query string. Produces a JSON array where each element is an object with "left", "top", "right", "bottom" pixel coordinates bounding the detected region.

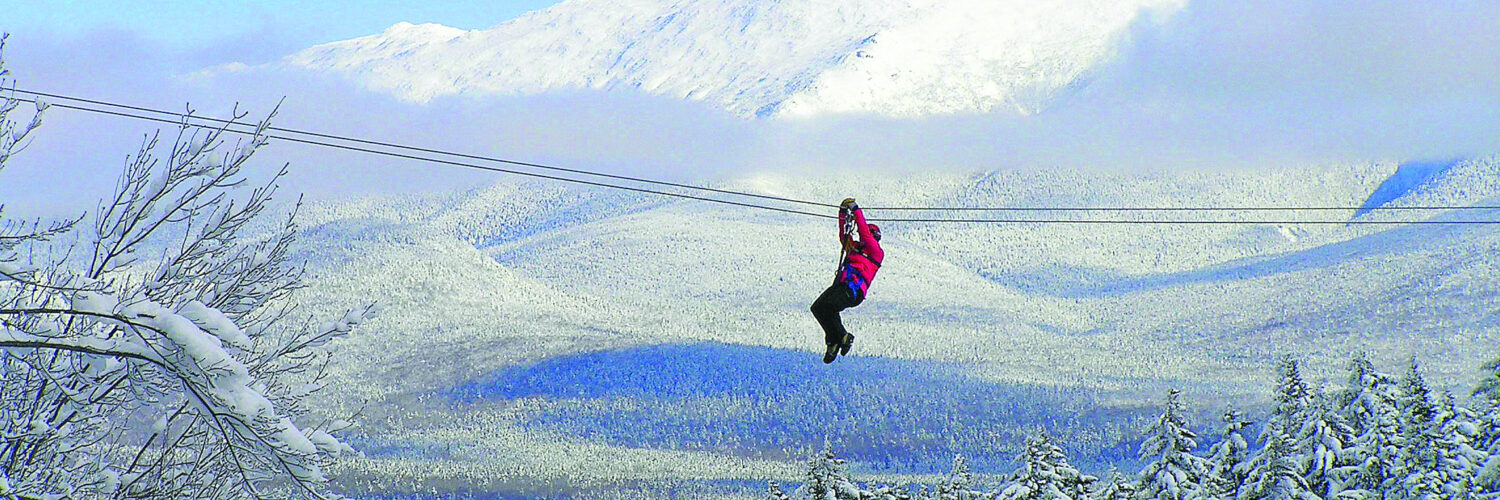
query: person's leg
[{"left": 811, "top": 284, "right": 855, "bottom": 345}]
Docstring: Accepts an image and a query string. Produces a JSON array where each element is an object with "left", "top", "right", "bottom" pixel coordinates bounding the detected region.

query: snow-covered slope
[
  {"left": 297, "top": 160, "right": 1500, "bottom": 497},
  {"left": 287, "top": 0, "right": 1184, "bottom": 118},
  {"left": 292, "top": 159, "right": 1500, "bottom": 399}
]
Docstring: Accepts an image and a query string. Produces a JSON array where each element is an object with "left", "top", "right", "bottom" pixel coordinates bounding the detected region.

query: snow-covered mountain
[
  {"left": 287, "top": 0, "right": 1185, "bottom": 118},
  {"left": 296, "top": 159, "right": 1500, "bottom": 497}
]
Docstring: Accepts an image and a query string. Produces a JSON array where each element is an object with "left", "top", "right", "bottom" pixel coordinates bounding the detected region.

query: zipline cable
[
  {"left": 18, "top": 88, "right": 1500, "bottom": 215},
  {"left": 867, "top": 217, "right": 1500, "bottom": 225},
  {"left": 864, "top": 205, "right": 1500, "bottom": 211},
  {"left": 9, "top": 88, "right": 840, "bottom": 210},
  {"left": 11, "top": 97, "right": 837, "bottom": 220},
  {"left": 12, "top": 91, "right": 1500, "bottom": 225}
]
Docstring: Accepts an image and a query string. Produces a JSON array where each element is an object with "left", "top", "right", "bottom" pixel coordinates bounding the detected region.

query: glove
[{"left": 840, "top": 198, "right": 857, "bottom": 208}]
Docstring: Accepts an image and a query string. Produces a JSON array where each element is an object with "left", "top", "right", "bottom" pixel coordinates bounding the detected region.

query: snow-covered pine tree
[
  {"left": 1135, "top": 389, "right": 1205, "bottom": 500},
  {"left": 1090, "top": 469, "right": 1134, "bottom": 500},
  {"left": 771, "top": 449, "right": 1000, "bottom": 500},
  {"left": 998, "top": 433, "right": 1095, "bottom": 500},
  {"left": 933, "top": 455, "right": 999, "bottom": 500},
  {"left": 1202, "top": 408, "right": 1253, "bottom": 499},
  {"left": 1237, "top": 427, "right": 1318, "bottom": 500},
  {"left": 1433, "top": 391, "right": 1486, "bottom": 499},
  {"left": 1469, "top": 353, "right": 1500, "bottom": 492},
  {"left": 1476, "top": 353, "right": 1500, "bottom": 409},
  {"left": 1338, "top": 353, "right": 1402, "bottom": 496},
  {"left": 1396, "top": 360, "right": 1446, "bottom": 499},
  {"left": 0, "top": 45, "right": 367, "bottom": 498},
  {"left": 795, "top": 443, "right": 867, "bottom": 500},
  {"left": 1295, "top": 388, "right": 1356, "bottom": 498},
  {"left": 1473, "top": 401, "right": 1500, "bottom": 497},
  {"left": 1266, "top": 358, "right": 1313, "bottom": 445}
]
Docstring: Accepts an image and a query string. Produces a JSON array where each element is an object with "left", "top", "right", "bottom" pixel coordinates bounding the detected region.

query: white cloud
[{"left": 3, "top": 0, "right": 1498, "bottom": 218}]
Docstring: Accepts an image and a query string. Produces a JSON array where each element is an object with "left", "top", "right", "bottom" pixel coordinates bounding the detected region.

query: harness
[
  {"left": 835, "top": 247, "right": 882, "bottom": 300},
  {"left": 834, "top": 208, "right": 881, "bottom": 300}
]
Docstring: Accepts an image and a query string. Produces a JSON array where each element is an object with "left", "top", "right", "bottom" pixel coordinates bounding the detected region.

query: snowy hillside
[
  {"left": 289, "top": 159, "right": 1500, "bottom": 498},
  {"left": 287, "top": 0, "right": 1185, "bottom": 117}
]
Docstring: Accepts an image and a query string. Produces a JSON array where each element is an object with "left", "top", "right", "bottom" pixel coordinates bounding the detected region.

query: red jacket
[{"left": 836, "top": 206, "right": 883, "bottom": 299}]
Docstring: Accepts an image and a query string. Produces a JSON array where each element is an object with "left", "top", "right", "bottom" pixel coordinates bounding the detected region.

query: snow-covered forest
[{"left": 770, "top": 355, "right": 1500, "bottom": 500}]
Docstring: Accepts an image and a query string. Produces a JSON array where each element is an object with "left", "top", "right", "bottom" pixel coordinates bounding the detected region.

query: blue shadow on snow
[
  {"left": 448, "top": 342, "right": 1147, "bottom": 474},
  {"left": 1354, "top": 159, "right": 1461, "bottom": 218}
]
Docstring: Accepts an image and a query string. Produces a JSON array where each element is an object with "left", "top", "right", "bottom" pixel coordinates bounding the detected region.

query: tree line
[{"left": 771, "top": 354, "right": 1500, "bottom": 500}]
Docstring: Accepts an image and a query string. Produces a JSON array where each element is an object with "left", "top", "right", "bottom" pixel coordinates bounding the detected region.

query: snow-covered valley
[{"left": 287, "top": 158, "right": 1500, "bottom": 498}]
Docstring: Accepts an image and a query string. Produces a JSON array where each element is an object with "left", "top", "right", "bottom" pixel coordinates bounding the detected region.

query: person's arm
[{"left": 851, "top": 204, "right": 876, "bottom": 247}]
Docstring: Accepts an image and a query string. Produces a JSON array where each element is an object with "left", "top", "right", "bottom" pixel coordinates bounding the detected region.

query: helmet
[{"left": 869, "top": 224, "right": 881, "bottom": 241}]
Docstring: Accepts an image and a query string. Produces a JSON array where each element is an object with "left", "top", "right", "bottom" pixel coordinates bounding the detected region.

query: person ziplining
[{"left": 811, "top": 198, "right": 884, "bottom": 364}]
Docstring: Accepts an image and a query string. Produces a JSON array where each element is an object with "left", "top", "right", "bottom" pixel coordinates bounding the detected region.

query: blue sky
[
  {"left": 7, "top": 1, "right": 563, "bottom": 54},
  {"left": 0, "top": 1, "right": 572, "bottom": 215}
]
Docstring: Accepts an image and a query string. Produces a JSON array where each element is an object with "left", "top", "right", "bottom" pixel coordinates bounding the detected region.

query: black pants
[{"left": 811, "top": 283, "right": 863, "bottom": 345}]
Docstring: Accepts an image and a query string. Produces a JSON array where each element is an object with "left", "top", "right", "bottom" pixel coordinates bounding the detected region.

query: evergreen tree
[
  {"left": 1338, "top": 353, "right": 1402, "bottom": 495},
  {"left": 1433, "top": 391, "right": 1485, "bottom": 499},
  {"left": 1469, "top": 354, "right": 1500, "bottom": 492},
  {"left": 1470, "top": 397, "right": 1500, "bottom": 495},
  {"left": 999, "top": 433, "right": 1096, "bottom": 500},
  {"left": 1340, "top": 354, "right": 1392, "bottom": 435},
  {"left": 1136, "top": 389, "right": 1206, "bottom": 500},
  {"left": 1266, "top": 357, "right": 1314, "bottom": 444},
  {"left": 1395, "top": 360, "right": 1445, "bottom": 499},
  {"left": 798, "top": 443, "right": 865, "bottom": 500},
  {"left": 770, "top": 450, "right": 1001, "bottom": 500},
  {"left": 930, "top": 455, "right": 1000, "bottom": 500},
  {"left": 1473, "top": 353, "right": 1500, "bottom": 405},
  {"left": 1238, "top": 428, "right": 1318, "bottom": 500},
  {"left": 1295, "top": 388, "right": 1356, "bottom": 498},
  {"left": 1091, "top": 469, "right": 1135, "bottom": 500},
  {"left": 1202, "top": 409, "right": 1254, "bottom": 499}
]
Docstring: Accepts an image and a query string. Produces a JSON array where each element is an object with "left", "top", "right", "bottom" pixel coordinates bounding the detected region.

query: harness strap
[{"left": 839, "top": 264, "right": 869, "bottom": 301}]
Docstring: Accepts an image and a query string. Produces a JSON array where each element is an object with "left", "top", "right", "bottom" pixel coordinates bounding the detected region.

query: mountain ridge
[
  {"left": 298, "top": 159, "right": 1500, "bottom": 400},
  {"left": 286, "top": 0, "right": 1186, "bottom": 118},
  {"left": 293, "top": 161, "right": 1500, "bottom": 497}
]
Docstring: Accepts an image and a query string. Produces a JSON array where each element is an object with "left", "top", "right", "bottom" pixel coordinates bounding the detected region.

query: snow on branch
[{"left": 0, "top": 47, "right": 368, "bottom": 498}]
